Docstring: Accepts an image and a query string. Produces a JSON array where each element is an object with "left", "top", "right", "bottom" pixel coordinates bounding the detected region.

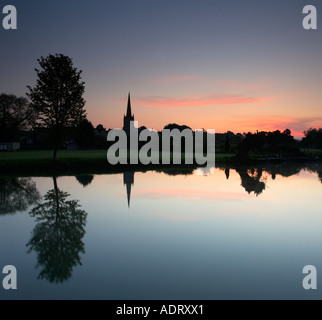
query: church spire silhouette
[
  {"left": 126, "top": 92, "right": 132, "bottom": 118},
  {"left": 123, "top": 92, "right": 134, "bottom": 135},
  {"left": 122, "top": 94, "right": 135, "bottom": 207}
]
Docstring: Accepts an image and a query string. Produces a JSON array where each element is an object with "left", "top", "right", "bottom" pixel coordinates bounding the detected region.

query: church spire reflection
[{"left": 123, "top": 172, "right": 134, "bottom": 207}]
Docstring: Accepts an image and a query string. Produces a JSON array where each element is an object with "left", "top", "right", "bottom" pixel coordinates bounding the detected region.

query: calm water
[{"left": 1, "top": 164, "right": 322, "bottom": 300}]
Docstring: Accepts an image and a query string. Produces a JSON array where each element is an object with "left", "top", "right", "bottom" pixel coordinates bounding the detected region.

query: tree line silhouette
[{"left": 0, "top": 53, "right": 321, "bottom": 162}]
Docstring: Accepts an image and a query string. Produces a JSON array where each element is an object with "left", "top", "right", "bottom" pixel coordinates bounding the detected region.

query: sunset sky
[{"left": 1, "top": 0, "right": 321, "bottom": 138}]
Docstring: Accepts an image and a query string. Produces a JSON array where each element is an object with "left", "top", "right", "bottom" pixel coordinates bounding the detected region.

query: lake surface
[{"left": 1, "top": 163, "right": 322, "bottom": 300}]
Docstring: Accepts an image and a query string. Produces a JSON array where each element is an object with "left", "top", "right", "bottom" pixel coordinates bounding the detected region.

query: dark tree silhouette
[
  {"left": 75, "top": 175, "right": 94, "bottom": 187},
  {"left": 161, "top": 123, "right": 193, "bottom": 157},
  {"left": 95, "top": 124, "right": 106, "bottom": 134},
  {"left": 163, "top": 123, "right": 192, "bottom": 131},
  {"left": 74, "top": 119, "right": 95, "bottom": 149},
  {"left": 0, "top": 177, "right": 40, "bottom": 215},
  {"left": 237, "top": 129, "right": 301, "bottom": 161},
  {"left": 27, "top": 54, "right": 86, "bottom": 161},
  {"left": 225, "top": 134, "right": 231, "bottom": 153},
  {"left": 301, "top": 128, "right": 322, "bottom": 149},
  {"left": 26, "top": 176, "right": 87, "bottom": 283},
  {"left": 0, "top": 93, "right": 35, "bottom": 141}
]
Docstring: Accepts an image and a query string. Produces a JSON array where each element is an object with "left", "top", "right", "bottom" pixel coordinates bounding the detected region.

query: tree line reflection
[
  {"left": 1, "top": 164, "right": 322, "bottom": 218},
  {"left": 0, "top": 177, "right": 40, "bottom": 215},
  {"left": 0, "top": 163, "right": 321, "bottom": 283}
]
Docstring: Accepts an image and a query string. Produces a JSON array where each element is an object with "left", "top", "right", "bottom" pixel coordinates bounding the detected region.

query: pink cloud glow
[{"left": 135, "top": 94, "right": 270, "bottom": 108}]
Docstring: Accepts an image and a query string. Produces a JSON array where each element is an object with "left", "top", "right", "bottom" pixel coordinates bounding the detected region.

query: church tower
[{"left": 123, "top": 92, "right": 134, "bottom": 135}]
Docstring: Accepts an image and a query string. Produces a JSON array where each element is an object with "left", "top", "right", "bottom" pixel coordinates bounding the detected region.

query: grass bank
[
  {"left": 0, "top": 149, "right": 236, "bottom": 176},
  {"left": 301, "top": 148, "right": 322, "bottom": 158}
]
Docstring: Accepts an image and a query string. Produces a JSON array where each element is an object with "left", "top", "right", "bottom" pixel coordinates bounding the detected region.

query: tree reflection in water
[
  {"left": 0, "top": 177, "right": 40, "bottom": 215},
  {"left": 27, "top": 176, "right": 87, "bottom": 283},
  {"left": 317, "top": 171, "right": 322, "bottom": 183},
  {"left": 75, "top": 175, "right": 94, "bottom": 187},
  {"left": 235, "top": 168, "right": 266, "bottom": 196}
]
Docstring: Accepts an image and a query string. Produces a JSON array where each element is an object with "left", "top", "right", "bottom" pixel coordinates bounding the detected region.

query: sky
[{"left": 1, "top": 0, "right": 321, "bottom": 138}]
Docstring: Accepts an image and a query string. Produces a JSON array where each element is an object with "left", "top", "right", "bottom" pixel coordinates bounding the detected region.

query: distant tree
[
  {"left": 301, "top": 128, "right": 322, "bottom": 149},
  {"left": 163, "top": 123, "right": 192, "bottom": 131},
  {"left": 74, "top": 119, "right": 95, "bottom": 149},
  {"left": 27, "top": 54, "right": 86, "bottom": 161},
  {"left": 162, "top": 123, "right": 193, "bottom": 157},
  {"left": 95, "top": 124, "right": 106, "bottom": 134},
  {"left": 283, "top": 128, "right": 291, "bottom": 136},
  {"left": 0, "top": 93, "right": 35, "bottom": 141},
  {"left": 237, "top": 129, "right": 300, "bottom": 161},
  {"left": 225, "top": 134, "right": 231, "bottom": 153}
]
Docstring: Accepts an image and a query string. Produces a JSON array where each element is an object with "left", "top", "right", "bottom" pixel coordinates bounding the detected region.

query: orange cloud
[{"left": 135, "top": 94, "right": 269, "bottom": 108}]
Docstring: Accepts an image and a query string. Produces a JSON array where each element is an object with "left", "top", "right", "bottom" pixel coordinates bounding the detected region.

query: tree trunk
[
  {"left": 53, "top": 125, "right": 60, "bottom": 162},
  {"left": 53, "top": 176, "right": 60, "bottom": 219},
  {"left": 53, "top": 148, "right": 58, "bottom": 162}
]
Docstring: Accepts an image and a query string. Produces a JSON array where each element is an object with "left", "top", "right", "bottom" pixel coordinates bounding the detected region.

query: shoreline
[
  {"left": 0, "top": 150, "right": 320, "bottom": 177},
  {"left": 0, "top": 149, "right": 234, "bottom": 176}
]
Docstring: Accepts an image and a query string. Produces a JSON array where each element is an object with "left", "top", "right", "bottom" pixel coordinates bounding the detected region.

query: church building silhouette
[
  {"left": 123, "top": 93, "right": 135, "bottom": 208},
  {"left": 123, "top": 92, "right": 134, "bottom": 135}
]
